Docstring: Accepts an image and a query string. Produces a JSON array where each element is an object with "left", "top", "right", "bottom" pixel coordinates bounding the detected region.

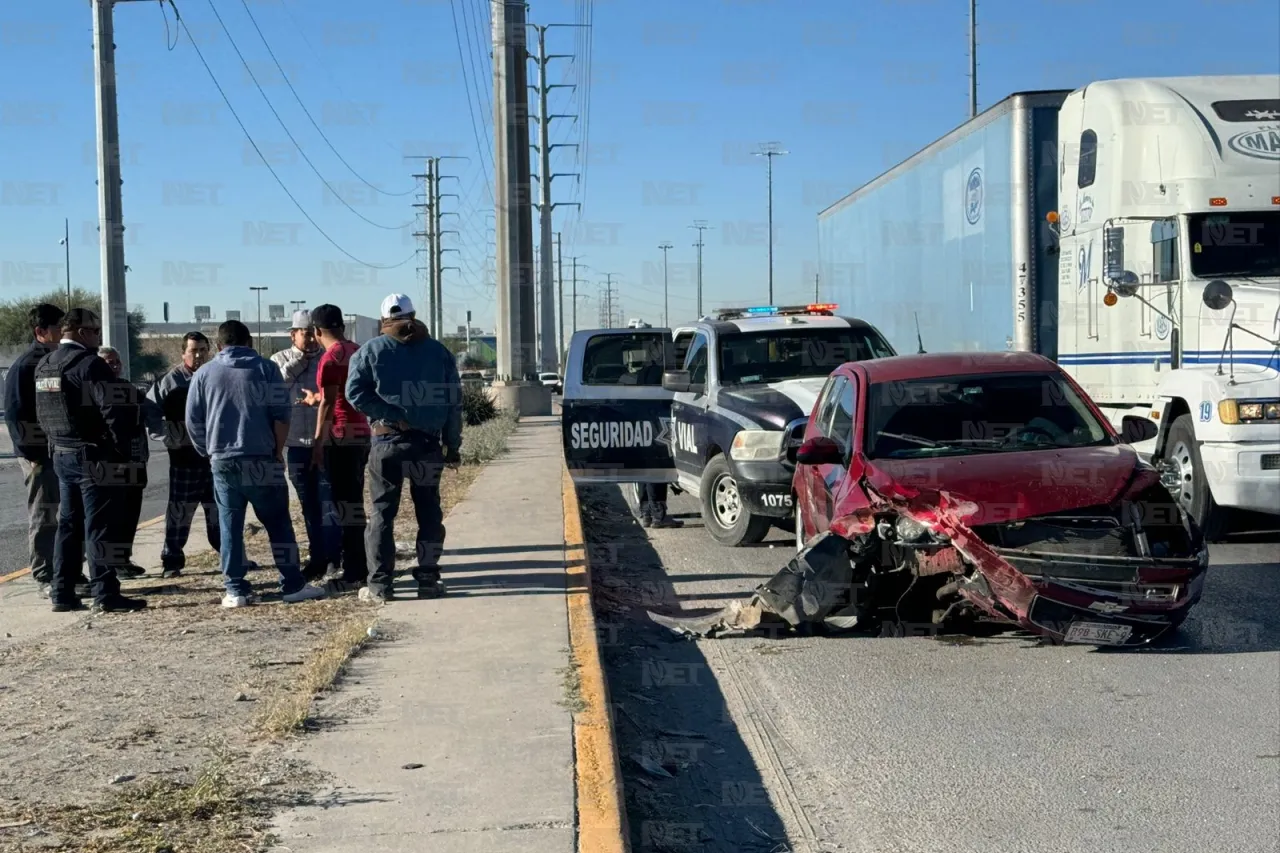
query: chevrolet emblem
[{"left": 1088, "top": 601, "right": 1128, "bottom": 615}]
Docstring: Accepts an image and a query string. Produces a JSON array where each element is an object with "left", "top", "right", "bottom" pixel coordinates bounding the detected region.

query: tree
[{"left": 0, "top": 287, "right": 167, "bottom": 379}]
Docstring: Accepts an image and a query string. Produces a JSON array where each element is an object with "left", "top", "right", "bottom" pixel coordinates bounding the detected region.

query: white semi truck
[{"left": 818, "top": 75, "right": 1280, "bottom": 537}]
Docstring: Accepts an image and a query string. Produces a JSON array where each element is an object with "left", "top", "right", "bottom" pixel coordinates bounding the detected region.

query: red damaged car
[{"left": 790, "top": 352, "right": 1209, "bottom": 647}]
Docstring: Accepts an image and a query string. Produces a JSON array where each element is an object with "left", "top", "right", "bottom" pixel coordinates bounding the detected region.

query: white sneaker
[
  {"left": 282, "top": 584, "right": 327, "bottom": 603},
  {"left": 222, "top": 594, "right": 252, "bottom": 609}
]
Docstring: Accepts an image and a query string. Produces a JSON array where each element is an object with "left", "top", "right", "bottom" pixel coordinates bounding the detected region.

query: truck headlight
[
  {"left": 1219, "top": 399, "right": 1280, "bottom": 424},
  {"left": 729, "top": 429, "right": 786, "bottom": 461}
]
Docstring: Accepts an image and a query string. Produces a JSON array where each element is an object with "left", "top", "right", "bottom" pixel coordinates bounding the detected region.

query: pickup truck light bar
[{"left": 715, "top": 303, "right": 839, "bottom": 320}]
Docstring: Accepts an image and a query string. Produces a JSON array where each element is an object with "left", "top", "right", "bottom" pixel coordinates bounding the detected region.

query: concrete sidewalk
[{"left": 268, "top": 417, "right": 577, "bottom": 853}]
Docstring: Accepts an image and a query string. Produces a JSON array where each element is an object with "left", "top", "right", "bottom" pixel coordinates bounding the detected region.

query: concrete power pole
[
  {"left": 92, "top": 0, "right": 140, "bottom": 378},
  {"left": 755, "top": 143, "right": 788, "bottom": 305},
  {"left": 689, "top": 221, "right": 711, "bottom": 318},
  {"left": 969, "top": 0, "right": 978, "bottom": 118},
  {"left": 492, "top": 0, "right": 537, "bottom": 389},
  {"left": 530, "top": 23, "right": 581, "bottom": 374},
  {"left": 410, "top": 160, "right": 436, "bottom": 335},
  {"left": 555, "top": 231, "right": 564, "bottom": 366},
  {"left": 658, "top": 242, "right": 673, "bottom": 328}
]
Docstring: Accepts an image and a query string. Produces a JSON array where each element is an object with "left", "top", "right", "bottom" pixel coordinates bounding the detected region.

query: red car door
[{"left": 797, "top": 373, "right": 854, "bottom": 543}]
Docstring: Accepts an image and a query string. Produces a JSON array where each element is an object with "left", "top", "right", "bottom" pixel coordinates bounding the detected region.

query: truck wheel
[
  {"left": 700, "top": 454, "right": 771, "bottom": 547},
  {"left": 1164, "top": 415, "right": 1229, "bottom": 541}
]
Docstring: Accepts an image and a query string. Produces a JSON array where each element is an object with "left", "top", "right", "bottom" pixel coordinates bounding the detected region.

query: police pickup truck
[{"left": 561, "top": 304, "right": 897, "bottom": 546}]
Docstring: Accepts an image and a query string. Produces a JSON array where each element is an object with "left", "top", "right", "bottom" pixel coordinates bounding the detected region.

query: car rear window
[{"left": 581, "top": 332, "right": 672, "bottom": 386}]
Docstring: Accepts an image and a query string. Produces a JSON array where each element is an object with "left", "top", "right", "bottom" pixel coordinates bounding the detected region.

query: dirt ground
[{"left": 0, "top": 463, "right": 485, "bottom": 853}]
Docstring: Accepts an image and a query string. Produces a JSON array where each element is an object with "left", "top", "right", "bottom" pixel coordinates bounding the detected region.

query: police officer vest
[{"left": 35, "top": 346, "right": 98, "bottom": 448}]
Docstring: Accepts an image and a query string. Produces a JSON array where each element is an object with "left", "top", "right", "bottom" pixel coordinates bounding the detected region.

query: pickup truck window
[
  {"left": 686, "top": 333, "right": 709, "bottom": 384},
  {"left": 581, "top": 332, "right": 669, "bottom": 386},
  {"left": 1188, "top": 211, "right": 1280, "bottom": 278},
  {"left": 864, "top": 372, "right": 1110, "bottom": 460},
  {"left": 718, "top": 328, "right": 894, "bottom": 386}
]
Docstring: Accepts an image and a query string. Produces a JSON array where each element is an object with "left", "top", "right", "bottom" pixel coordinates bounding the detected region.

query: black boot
[{"left": 649, "top": 503, "right": 683, "bottom": 529}]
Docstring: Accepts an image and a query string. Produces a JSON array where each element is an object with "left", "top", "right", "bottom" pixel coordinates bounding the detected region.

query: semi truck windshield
[
  {"left": 1188, "top": 211, "right": 1280, "bottom": 278},
  {"left": 718, "top": 327, "right": 895, "bottom": 385}
]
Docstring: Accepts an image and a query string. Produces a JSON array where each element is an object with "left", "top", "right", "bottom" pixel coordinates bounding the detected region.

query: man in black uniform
[
  {"left": 3, "top": 303, "right": 88, "bottom": 599},
  {"left": 34, "top": 308, "right": 147, "bottom": 613},
  {"left": 618, "top": 347, "right": 683, "bottom": 529},
  {"left": 100, "top": 345, "right": 154, "bottom": 577}
]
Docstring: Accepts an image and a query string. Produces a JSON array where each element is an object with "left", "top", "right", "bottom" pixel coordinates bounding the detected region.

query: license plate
[{"left": 1064, "top": 621, "right": 1133, "bottom": 645}]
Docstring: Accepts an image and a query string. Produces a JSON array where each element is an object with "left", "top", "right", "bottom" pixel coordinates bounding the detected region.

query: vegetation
[
  {"left": 460, "top": 410, "right": 518, "bottom": 464},
  {"left": 0, "top": 287, "right": 167, "bottom": 378},
  {"left": 462, "top": 383, "right": 498, "bottom": 426}
]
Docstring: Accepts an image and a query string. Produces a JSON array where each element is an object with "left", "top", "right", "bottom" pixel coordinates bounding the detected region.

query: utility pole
[
  {"left": 250, "top": 286, "right": 268, "bottom": 343},
  {"left": 569, "top": 257, "right": 587, "bottom": 335},
  {"left": 814, "top": 273, "right": 820, "bottom": 302},
  {"left": 658, "top": 242, "right": 673, "bottom": 328},
  {"left": 92, "top": 0, "right": 146, "bottom": 378},
  {"left": 754, "top": 143, "right": 788, "bottom": 304},
  {"left": 493, "top": 0, "right": 536, "bottom": 384},
  {"left": 410, "top": 160, "right": 436, "bottom": 335},
  {"left": 599, "top": 274, "right": 618, "bottom": 328},
  {"left": 969, "top": 0, "right": 978, "bottom": 118},
  {"left": 432, "top": 156, "right": 466, "bottom": 337},
  {"left": 530, "top": 22, "right": 583, "bottom": 374},
  {"left": 59, "top": 218, "right": 72, "bottom": 311},
  {"left": 689, "top": 221, "right": 711, "bottom": 318},
  {"left": 555, "top": 231, "right": 564, "bottom": 366}
]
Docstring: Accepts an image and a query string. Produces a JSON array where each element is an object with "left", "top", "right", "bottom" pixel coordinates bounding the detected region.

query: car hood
[
  {"left": 864, "top": 444, "right": 1142, "bottom": 525},
  {"left": 716, "top": 378, "right": 825, "bottom": 429}
]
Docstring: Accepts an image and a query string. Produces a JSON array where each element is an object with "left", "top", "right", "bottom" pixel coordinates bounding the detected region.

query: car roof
[{"left": 847, "top": 351, "right": 1057, "bottom": 383}]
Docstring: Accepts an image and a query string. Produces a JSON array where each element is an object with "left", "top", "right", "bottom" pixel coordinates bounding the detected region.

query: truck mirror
[
  {"left": 1113, "top": 271, "right": 1140, "bottom": 298},
  {"left": 1202, "top": 280, "right": 1234, "bottom": 311},
  {"left": 662, "top": 370, "right": 691, "bottom": 393},
  {"left": 1103, "top": 226, "right": 1125, "bottom": 281}
]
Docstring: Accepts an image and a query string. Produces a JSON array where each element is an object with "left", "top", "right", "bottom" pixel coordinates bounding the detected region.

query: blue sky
[{"left": 1, "top": 0, "right": 1277, "bottom": 333}]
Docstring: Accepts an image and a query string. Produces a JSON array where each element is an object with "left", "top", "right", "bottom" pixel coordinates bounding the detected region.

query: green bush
[
  {"left": 462, "top": 384, "right": 498, "bottom": 426},
  {"left": 460, "top": 410, "right": 518, "bottom": 464}
]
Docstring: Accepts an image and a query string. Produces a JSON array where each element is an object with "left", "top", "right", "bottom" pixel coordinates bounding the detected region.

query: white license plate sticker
[{"left": 1064, "top": 621, "right": 1133, "bottom": 645}]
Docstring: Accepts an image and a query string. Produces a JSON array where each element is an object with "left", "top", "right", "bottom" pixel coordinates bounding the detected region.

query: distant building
[{"left": 138, "top": 313, "right": 382, "bottom": 358}]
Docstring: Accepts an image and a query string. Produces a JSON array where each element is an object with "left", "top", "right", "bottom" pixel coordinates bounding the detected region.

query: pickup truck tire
[
  {"left": 1165, "top": 415, "right": 1229, "bottom": 541},
  {"left": 700, "top": 454, "right": 771, "bottom": 547}
]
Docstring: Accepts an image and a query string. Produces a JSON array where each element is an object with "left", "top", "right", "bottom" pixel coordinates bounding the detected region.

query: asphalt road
[
  {"left": 0, "top": 448, "right": 173, "bottom": 577},
  {"left": 592, "top": 488, "right": 1280, "bottom": 853}
]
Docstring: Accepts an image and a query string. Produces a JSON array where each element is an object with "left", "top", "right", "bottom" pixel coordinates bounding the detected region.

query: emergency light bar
[{"left": 715, "top": 303, "right": 839, "bottom": 320}]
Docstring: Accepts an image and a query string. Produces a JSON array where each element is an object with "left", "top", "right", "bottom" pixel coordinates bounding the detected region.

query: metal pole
[
  {"left": 92, "top": 0, "right": 130, "bottom": 378},
  {"left": 969, "top": 0, "right": 978, "bottom": 118},
  {"left": 427, "top": 158, "right": 437, "bottom": 337},
  {"left": 535, "top": 26, "right": 556, "bottom": 373},
  {"left": 250, "top": 286, "right": 268, "bottom": 344},
  {"left": 63, "top": 218, "right": 72, "bottom": 310},
  {"left": 571, "top": 256, "right": 578, "bottom": 334},
  {"left": 556, "top": 231, "right": 564, "bottom": 366},
  {"left": 659, "top": 242, "right": 672, "bottom": 328},
  {"left": 493, "top": 0, "right": 535, "bottom": 382},
  {"left": 689, "top": 222, "right": 709, "bottom": 318},
  {"left": 814, "top": 273, "right": 819, "bottom": 302},
  {"left": 755, "top": 145, "right": 788, "bottom": 305}
]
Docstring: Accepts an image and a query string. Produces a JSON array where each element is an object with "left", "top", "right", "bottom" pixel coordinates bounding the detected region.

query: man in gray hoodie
[{"left": 185, "top": 320, "right": 326, "bottom": 608}]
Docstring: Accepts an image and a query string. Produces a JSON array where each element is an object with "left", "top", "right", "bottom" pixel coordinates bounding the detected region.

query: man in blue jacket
[
  {"left": 185, "top": 320, "right": 326, "bottom": 608},
  {"left": 346, "top": 294, "right": 462, "bottom": 602}
]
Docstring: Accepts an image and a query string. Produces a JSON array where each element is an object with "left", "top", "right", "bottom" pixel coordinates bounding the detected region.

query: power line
[
  {"left": 235, "top": 0, "right": 415, "bottom": 197},
  {"left": 197, "top": 0, "right": 415, "bottom": 231},
  {"left": 168, "top": 0, "right": 416, "bottom": 270},
  {"left": 449, "top": 0, "right": 495, "bottom": 200}
]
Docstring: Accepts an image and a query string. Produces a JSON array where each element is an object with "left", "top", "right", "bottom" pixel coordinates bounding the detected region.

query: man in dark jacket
[
  {"left": 345, "top": 294, "right": 462, "bottom": 602},
  {"left": 146, "top": 331, "right": 221, "bottom": 578},
  {"left": 34, "top": 308, "right": 146, "bottom": 613},
  {"left": 4, "top": 303, "right": 90, "bottom": 599},
  {"left": 100, "top": 345, "right": 156, "bottom": 576}
]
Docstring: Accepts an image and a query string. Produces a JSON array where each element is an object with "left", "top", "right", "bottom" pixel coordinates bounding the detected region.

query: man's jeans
[
  {"left": 51, "top": 450, "right": 123, "bottom": 603},
  {"left": 210, "top": 456, "right": 306, "bottom": 598},
  {"left": 285, "top": 445, "right": 338, "bottom": 570},
  {"left": 18, "top": 456, "right": 59, "bottom": 585},
  {"left": 366, "top": 433, "right": 446, "bottom": 594},
  {"left": 324, "top": 439, "right": 370, "bottom": 582}
]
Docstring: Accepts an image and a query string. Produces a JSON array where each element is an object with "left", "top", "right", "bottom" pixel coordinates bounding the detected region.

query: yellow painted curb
[
  {"left": 563, "top": 465, "right": 630, "bottom": 853},
  {"left": 0, "top": 513, "right": 166, "bottom": 585}
]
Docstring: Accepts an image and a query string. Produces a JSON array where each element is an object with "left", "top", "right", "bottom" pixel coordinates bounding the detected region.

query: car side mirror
[
  {"left": 796, "top": 436, "right": 844, "bottom": 466},
  {"left": 1120, "top": 415, "right": 1158, "bottom": 445},
  {"left": 662, "top": 370, "right": 690, "bottom": 393}
]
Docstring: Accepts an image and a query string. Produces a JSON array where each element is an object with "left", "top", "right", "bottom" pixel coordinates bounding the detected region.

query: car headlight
[
  {"left": 1218, "top": 399, "right": 1280, "bottom": 424},
  {"left": 895, "top": 516, "right": 930, "bottom": 542},
  {"left": 729, "top": 429, "right": 786, "bottom": 461}
]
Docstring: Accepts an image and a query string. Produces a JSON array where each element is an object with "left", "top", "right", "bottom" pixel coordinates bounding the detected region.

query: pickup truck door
[{"left": 561, "top": 327, "right": 677, "bottom": 484}]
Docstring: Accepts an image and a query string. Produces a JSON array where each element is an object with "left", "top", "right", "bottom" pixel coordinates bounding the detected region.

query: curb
[
  {"left": 562, "top": 465, "right": 630, "bottom": 853},
  {"left": 0, "top": 513, "right": 166, "bottom": 586}
]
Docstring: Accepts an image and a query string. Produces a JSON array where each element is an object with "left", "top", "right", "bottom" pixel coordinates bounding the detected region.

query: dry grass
[{"left": 256, "top": 614, "right": 377, "bottom": 738}]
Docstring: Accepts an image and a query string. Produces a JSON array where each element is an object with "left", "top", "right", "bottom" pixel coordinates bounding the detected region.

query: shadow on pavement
[{"left": 579, "top": 484, "right": 793, "bottom": 853}]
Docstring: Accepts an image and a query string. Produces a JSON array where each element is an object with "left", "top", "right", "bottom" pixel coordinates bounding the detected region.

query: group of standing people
[{"left": 4, "top": 293, "right": 464, "bottom": 613}]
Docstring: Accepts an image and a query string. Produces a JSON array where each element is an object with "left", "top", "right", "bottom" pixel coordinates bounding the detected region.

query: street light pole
[
  {"left": 59, "top": 218, "right": 71, "bottom": 310},
  {"left": 250, "top": 286, "right": 268, "bottom": 344},
  {"left": 755, "top": 143, "right": 788, "bottom": 304},
  {"left": 658, "top": 242, "right": 672, "bottom": 328}
]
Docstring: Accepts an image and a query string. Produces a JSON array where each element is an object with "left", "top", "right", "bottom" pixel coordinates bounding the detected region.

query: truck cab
[
  {"left": 1052, "top": 75, "right": 1280, "bottom": 536},
  {"left": 561, "top": 304, "right": 897, "bottom": 546}
]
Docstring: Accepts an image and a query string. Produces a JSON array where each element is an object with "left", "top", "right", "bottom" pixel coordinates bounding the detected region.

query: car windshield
[
  {"left": 865, "top": 371, "right": 1112, "bottom": 459},
  {"left": 719, "top": 327, "right": 895, "bottom": 386}
]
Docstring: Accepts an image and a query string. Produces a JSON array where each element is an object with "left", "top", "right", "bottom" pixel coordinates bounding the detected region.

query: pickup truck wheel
[
  {"left": 700, "top": 454, "right": 771, "bottom": 547},
  {"left": 1164, "top": 415, "right": 1228, "bottom": 541}
]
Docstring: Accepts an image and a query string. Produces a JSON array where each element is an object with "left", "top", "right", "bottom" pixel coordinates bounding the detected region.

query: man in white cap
[
  {"left": 346, "top": 293, "right": 462, "bottom": 602},
  {"left": 271, "top": 309, "right": 336, "bottom": 580}
]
